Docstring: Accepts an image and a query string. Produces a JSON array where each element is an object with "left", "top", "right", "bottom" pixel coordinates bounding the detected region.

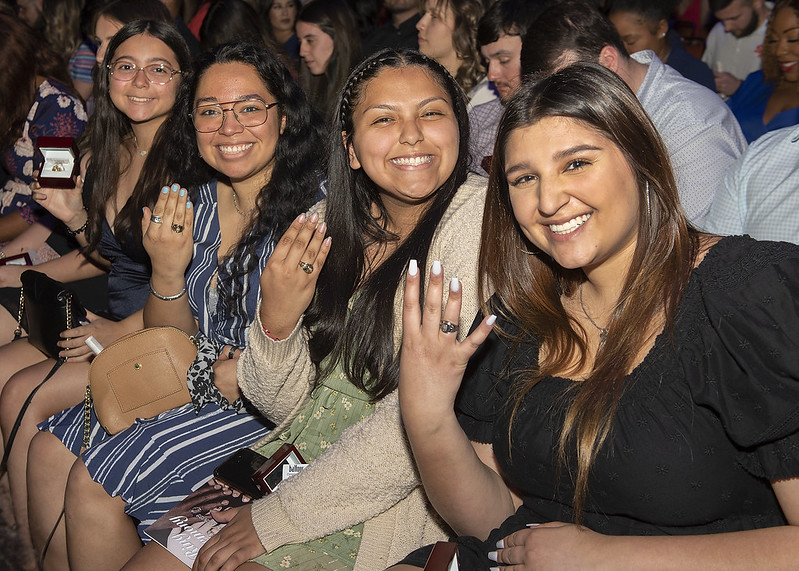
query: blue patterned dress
[{"left": 41, "top": 180, "right": 275, "bottom": 537}]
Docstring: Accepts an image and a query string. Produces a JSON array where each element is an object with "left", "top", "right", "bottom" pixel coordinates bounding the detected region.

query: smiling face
[
  {"left": 193, "top": 62, "right": 283, "bottom": 189},
  {"left": 416, "top": 0, "right": 459, "bottom": 74},
  {"left": 346, "top": 66, "right": 459, "bottom": 213},
  {"left": 269, "top": 0, "right": 298, "bottom": 34},
  {"left": 108, "top": 34, "right": 181, "bottom": 127},
  {"left": 504, "top": 116, "right": 640, "bottom": 276},
  {"left": 480, "top": 32, "right": 523, "bottom": 103},
  {"left": 297, "top": 20, "right": 335, "bottom": 75},
  {"left": 768, "top": 6, "right": 799, "bottom": 81}
]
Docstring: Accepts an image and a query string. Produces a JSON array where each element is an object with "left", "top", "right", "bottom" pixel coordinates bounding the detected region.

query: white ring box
[{"left": 35, "top": 136, "right": 79, "bottom": 189}]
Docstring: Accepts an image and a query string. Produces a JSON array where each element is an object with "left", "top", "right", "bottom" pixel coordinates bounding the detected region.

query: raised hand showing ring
[
  {"left": 142, "top": 183, "right": 194, "bottom": 277},
  {"left": 258, "top": 211, "right": 332, "bottom": 340}
]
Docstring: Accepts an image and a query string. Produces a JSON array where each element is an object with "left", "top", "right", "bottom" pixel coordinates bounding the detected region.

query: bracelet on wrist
[
  {"left": 0, "top": 251, "right": 6, "bottom": 260},
  {"left": 65, "top": 208, "right": 89, "bottom": 237},
  {"left": 262, "top": 326, "right": 281, "bottom": 341},
  {"left": 149, "top": 278, "right": 187, "bottom": 301}
]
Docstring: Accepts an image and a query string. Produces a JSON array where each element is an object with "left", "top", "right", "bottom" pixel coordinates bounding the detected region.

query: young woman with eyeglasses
[
  {"left": 26, "top": 41, "right": 326, "bottom": 569},
  {"left": 0, "top": 19, "right": 190, "bottom": 565}
]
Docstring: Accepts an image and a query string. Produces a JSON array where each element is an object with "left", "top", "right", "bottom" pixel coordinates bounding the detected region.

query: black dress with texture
[{"left": 399, "top": 236, "right": 799, "bottom": 569}]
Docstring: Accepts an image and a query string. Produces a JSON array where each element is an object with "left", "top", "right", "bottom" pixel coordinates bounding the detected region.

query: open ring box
[{"left": 35, "top": 136, "right": 79, "bottom": 189}]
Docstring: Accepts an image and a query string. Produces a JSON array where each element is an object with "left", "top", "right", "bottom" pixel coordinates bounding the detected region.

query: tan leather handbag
[{"left": 88, "top": 326, "right": 198, "bottom": 435}]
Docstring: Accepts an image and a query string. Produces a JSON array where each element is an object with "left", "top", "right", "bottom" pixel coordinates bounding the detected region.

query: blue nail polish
[
  {"left": 186, "top": 201, "right": 192, "bottom": 209},
  {"left": 162, "top": 186, "right": 169, "bottom": 194},
  {"left": 180, "top": 188, "right": 186, "bottom": 197},
  {"left": 171, "top": 183, "right": 179, "bottom": 191}
]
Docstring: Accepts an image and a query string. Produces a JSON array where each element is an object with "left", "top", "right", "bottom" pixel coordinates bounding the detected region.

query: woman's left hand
[
  {"left": 212, "top": 347, "right": 242, "bottom": 402},
  {"left": 492, "top": 523, "right": 607, "bottom": 569},
  {"left": 142, "top": 183, "right": 194, "bottom": 281},
  {"left": 192, "top": 504, "right": 266, "bottom": 571}
]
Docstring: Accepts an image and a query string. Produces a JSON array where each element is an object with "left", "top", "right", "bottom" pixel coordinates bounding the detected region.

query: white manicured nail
[
  {"left": 431, "top": 260, "right": 442, "bottom": 276},
  {"left": 408, "top": 259, "right": 418, "bottom": 277},
  {"left": 450, "top": 277, "right": 460, "bottom": 292},
  {"left": 486, "top": 314, "right": 497, "bottom": 326}
]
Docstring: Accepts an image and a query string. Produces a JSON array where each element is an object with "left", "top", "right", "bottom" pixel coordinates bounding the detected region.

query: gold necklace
[{"left": 131, "top": 134, "right": 148, "bottom": 156}]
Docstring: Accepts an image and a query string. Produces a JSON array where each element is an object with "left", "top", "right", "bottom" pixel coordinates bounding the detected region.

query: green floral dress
[{"left": 252, "top": 357, "right": 375, "bottom": 570}]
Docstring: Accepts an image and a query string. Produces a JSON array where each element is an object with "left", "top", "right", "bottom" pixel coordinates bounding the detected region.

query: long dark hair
[
  {"left": 479, "top": 62, "right": 698, "bottom": 522},
  {"left": 305, "top": 48, "right": 470, "bottom": 401},
  {"left": 0, "top": 12, "right": 72, "bottom": 151},
  {"left": 161, "top": 42, "right": 326, "bottom": 313},
  {"left": 297, "top": 0, "right": 361, "bottom": 120},
  {"left": 84, "top": 20, "right": 192, "bottom": 255}
]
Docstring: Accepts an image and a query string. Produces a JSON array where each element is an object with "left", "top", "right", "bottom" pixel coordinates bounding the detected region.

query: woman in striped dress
[{"left": 26, "top": 42, "right": 326, "bottom": 569}]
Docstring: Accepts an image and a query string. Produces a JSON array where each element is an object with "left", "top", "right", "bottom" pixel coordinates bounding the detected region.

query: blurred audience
[
  {"left": 727, "top": 0, "right": 799, "bottom": 142},
  {"left": 362, "top": 0, "right": 420, "bottom": 56},
  {"left": 705, "top": 124, "right": 799, "bottom": 241},
  {"left": 703, "top": 0, "right": 772, "bottom": 97},
  {"left": 296, "top": 0, "right": 361, "bottom": 121},
  {"left": 607, "top": 0, "right": 715, "bottom": 90},
  {"left": 521, "top": 0, "right": 747, "bottom": 225},
  {"left": 0, "top": 12, "right": 87, "bottom": 242},
  {"left": 264, "top": 0, "right": 300, "bottom": 63},
  {"left": 199, "top": 0, "right": 272, "bottom": 52}
]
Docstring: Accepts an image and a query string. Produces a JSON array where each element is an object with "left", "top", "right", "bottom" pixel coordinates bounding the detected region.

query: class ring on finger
[
  {"left": 298, "top": 261, "right": 314, "bottom": 274},
  {"left": 440, "top": 320, "right": 459, "bottom": 334},
  {"left": 171, "top": 223, "right": 184, "bottom": 233},
  {"left": 150, "top": 214, "right": 163, "bottom": 224}
]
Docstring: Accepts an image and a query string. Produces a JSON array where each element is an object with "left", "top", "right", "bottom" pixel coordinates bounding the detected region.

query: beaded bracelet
[
  {"left": 149, "top": 278, "right": 187, "bottom": 301},
  {"left": 65, "top": 208, "right": 89, "bottom": 237}
]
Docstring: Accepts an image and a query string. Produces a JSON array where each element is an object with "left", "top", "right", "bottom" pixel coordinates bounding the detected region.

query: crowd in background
[{"left": 2, "top": 0, "right": 799, "bottom": 569}]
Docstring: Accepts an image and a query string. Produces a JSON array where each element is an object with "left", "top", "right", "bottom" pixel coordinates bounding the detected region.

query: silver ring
[
  {"left": 150, "top": 214, "right": 163, "bottom": 224},
  {"left": 171, "top": 223, "right": 184, "bottom": 233},
  {"left": 440, "top": 320, "right": 458, "bottom": 334},
  {"left": 228, "top": 346, "right": 237, "bottom": 359},
  {"left": 299, "top": 261, "right": 314, "bottom": 274}
]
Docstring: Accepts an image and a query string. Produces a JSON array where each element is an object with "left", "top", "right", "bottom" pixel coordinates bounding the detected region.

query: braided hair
[{"left": 304, "top": 48, "right": 471, "bottom": 401}]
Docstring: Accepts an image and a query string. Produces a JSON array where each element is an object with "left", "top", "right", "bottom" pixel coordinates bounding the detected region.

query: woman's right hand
[
  {"left": 399, "top": 260, "right": 495, "bottom": 428},
  {"left": 258, "top": 212, "right": 331, "bottom": 339},
  {"left": 31, "top": 172, "right": 88, "bottom": 229},
  {"left": 56, "top": 310, "right": 125, "bottom": 361}
]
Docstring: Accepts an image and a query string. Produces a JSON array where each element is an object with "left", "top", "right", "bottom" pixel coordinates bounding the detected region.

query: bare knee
[{"left": 0, "top": 364, "right": 48, "bottom": 437}]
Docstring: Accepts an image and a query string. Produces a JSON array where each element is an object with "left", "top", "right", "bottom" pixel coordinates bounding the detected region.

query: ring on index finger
[
  {"left": 151, "top": 214, "right": 163, "bottom": 224},
  {"left": 298, "top": 261, "right": 314, "bottom": 274},
  {"left": 440, "top": 320, "right": 458, "bottom": 334}
]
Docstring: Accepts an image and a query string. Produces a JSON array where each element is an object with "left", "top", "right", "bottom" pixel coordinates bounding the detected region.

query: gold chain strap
[
  {"left": 13, "top": 289, "right": 24, "bottom": 339},
  {"left": 66, "top": 294, "right": 72, "bottom": 331},
  {"left": 82, "top": 385, "right": 92, "bottom": 450}
]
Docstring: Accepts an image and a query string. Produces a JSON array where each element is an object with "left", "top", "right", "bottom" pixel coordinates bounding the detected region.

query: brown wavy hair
[
  {"left": 478, "top": 62, "right": 698, "bottom": 522},
  {"left": 420, "top": 0, "right": 487, "bottom": 94},
  {"left": 762, "top": 0, "right": 799, "bottom": 83}
]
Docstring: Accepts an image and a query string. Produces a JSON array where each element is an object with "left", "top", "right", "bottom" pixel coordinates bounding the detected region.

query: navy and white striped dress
[{"left": 41, "top": 180, "right": 274, "bottom": 538}]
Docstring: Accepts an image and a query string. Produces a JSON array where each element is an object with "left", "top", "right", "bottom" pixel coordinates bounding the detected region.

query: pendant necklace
[
  {"left": 132, "top": 134, "right": 149, "bottom": 156},
  {"left": 579, "top": 282, "right": 608, "bottom": 346}
]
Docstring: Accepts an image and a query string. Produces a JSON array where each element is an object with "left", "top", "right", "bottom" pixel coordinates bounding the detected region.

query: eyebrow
[
  {"left": 362, "top": 96, "right": 449, "bottom": 113},
  {"left": 194, "top": 94, "right": 265, "bottom": 105},
  {"left": 113, "top": 55, "right": 176, "bottom": 66},
  {"left": 504, "top": 144, "right": 602, "bottom": 177}
]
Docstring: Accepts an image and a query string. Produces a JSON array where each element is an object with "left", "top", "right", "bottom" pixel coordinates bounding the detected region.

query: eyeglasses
[
  {"left": 191, "top": 98, "right": 279, "bottom": 133},
  {"left": 107, "top": 61, "right": 182, "bottom": 85}
]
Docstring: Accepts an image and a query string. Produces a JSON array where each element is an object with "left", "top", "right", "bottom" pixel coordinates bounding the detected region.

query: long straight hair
[
  {"left": 83, "top": 20, "right": 192, "bottom": 255},
  {"left": 479, "top": 63, "right": 698, "bottom": 521},
  {"left": 305, "top": 49, "right": 471, "bottom": 401}
]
